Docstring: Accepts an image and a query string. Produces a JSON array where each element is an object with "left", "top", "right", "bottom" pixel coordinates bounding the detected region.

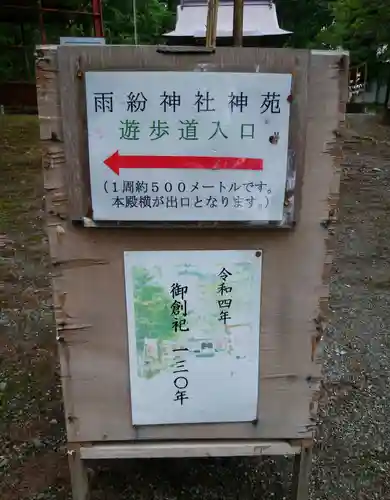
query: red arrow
[{"left": 104, "top": 151, "right": 263, "bottom": 176}]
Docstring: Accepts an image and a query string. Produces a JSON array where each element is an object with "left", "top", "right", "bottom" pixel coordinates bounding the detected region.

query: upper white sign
[{"left": 85, "top": 71, "right": 292, "bottom": 222}]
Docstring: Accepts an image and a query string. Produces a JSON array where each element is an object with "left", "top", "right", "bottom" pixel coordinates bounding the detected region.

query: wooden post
[
  {"left": 233, "top": 0, "right": 244, "bottom": 47},
  {"left": 291, "top": 445, "right": 313, "bottom": 500},
  {"left": 68, "top": 450, "right": 89, "bottom": 500},
  {"left": 205, "top": 0, "right": 219, "bottom": 49}
]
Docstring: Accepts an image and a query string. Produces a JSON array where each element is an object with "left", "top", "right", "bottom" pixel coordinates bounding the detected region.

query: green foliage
[
  {"left": 2, "top": 0, "right": 390, "bottom": 100},
  {"left": 317, "top": 0, "right": 390, "bottom": 73},
  {"left": 132, "top": 266, "right": 177, "bottom": 351},
  {"left": 0, "top": 0, "right": 175, "bottom": 82},
  {"left": 103, "top": 0, "right": 174, "bottom": 45},
  {"left": 278, "top": 0, "right": 390, "bottom": 89},
  {"left": 0, "top": 23, "right": 39, "bottom": 81},
  {"left": 277, "top": 0, "right": 333, "bottom": 48}
]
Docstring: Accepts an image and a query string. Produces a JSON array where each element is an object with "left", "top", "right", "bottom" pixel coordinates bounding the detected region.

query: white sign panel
[
  {"left": 85, "top": 71, "right": 292, "bottom": 222},
  {"left": 124, "top": 250, "right": 262, "bottom": 425}
]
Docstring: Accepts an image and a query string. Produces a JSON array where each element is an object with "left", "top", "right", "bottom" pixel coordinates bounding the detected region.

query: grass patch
[{"left": 0, "top": 115, "right": 42, "bottom": 233}]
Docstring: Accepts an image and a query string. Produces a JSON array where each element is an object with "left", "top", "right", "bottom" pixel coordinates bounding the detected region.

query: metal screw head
[{"left": 255, "top": 251, "right": 262, "bottom": 258}]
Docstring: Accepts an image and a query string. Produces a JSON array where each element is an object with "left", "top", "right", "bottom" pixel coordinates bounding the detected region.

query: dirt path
[
  {"left": 0, "top": 116, "right": 69, "bottom": 499},
  {"left": 1, "top": 114, "right": 389, "bottom": 499}
]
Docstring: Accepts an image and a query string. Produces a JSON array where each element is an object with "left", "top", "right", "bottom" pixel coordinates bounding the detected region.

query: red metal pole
[{"left": 92, "top": 0, "right": 104, "bottom": 37}]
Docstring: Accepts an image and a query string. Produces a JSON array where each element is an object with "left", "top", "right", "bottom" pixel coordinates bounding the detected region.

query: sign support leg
[
  {"left": 68, "top": 450, "right": 90, "bottom": 500},
  {"left": 291, "top": 444, "right": 313, "bottom": 500}
]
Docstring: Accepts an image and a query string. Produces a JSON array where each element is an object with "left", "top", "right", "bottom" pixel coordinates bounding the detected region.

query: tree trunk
[
  {"left": 382, "top": 67, "right": 390, "bottom": 124},
  {"left": 384, "top": 75, "right": 390, "bottom": 109},
  {"left": 375, "top": 80, "right": 380, "bottom": 106}
]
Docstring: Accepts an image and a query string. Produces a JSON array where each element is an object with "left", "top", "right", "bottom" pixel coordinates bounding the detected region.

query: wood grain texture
[
  {"left": 305, "top": 51, "right": 349, "bottom": 423},
  {"left": 57, "top": 45, "right": 309, "bottom": 222},
  {"left": 78, "top": 440, "right": 300, "bottom": 460},
  {"left": 36, "top": 46, "right": 75, "bottom": 441},
  {"left": 68, "top": 448, "right": 90, "bottom": 500},
  {"left": 36, "top": 46, "right": 347, "bottom": 445},
  {"left": 291, "top": 445, "right": 313, "bottom": 500}
]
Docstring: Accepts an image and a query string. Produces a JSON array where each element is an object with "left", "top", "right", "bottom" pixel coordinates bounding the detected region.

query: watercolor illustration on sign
[
  {"left": 124, "top": 250, "right": 261, "bottom": 425},
  {"left": 133, "top": 263, "right": 254, "bottom": 376},
  {"left": 86, "top": 72, "right": 292, "bottom": 222}
]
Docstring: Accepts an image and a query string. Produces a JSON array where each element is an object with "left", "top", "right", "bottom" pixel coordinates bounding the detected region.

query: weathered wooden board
[
  {"left": 78, "top": 440, "right": 301, "bottom": 459},
  {"left": 57, "top": 45, "right": 309, "bottom": 222},
  {"left": 36, "top": 45, "right": 347, "bottom": 444}
]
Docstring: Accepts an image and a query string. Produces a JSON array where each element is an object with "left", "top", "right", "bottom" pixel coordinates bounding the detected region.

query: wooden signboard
[{"left": 35, "top": 45, "right": 348, "bottom": 500}]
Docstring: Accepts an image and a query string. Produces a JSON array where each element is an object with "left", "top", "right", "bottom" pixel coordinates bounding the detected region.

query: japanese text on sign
[
  {"left": 124, "top": 250, "right": 262, "bottom": 426},
  {"left": 170, "top": 282, "right": 190, "bottom": 405},
  {"left": 217, "top": 268, "right": 233, "bottom": 324},
  {"left": 86, "top": 71, "right": 292, "bottom": 222}
]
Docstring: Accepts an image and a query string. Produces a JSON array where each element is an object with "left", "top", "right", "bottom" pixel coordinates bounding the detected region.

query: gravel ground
[
  {"left": 0, "top": 113, "right": 390, "bottom": 499},
  {"left": 313, "top": 115, "right": 390, "bottom": 500}
]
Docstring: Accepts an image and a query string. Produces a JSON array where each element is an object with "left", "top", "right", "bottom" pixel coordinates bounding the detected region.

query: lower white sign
[{"left": 124, "top": 250, "right": 262, "bottom": 426}]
